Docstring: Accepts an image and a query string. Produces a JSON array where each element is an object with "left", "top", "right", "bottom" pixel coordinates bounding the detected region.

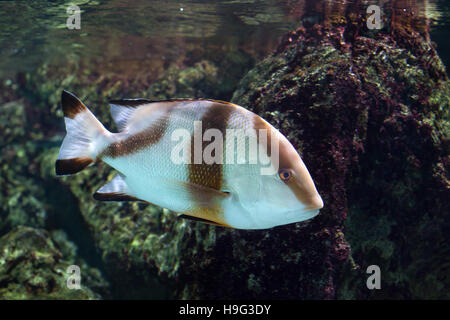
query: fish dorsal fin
[
  {"left": 108, "top": 98, "right": 234, "bottom": 133},
  {"left": 109, "top": 98, "right": 181, "bottom": 134},
  {"left": 109, "top": 98, "right": 153, "bottom": 108},
  {"left": 109, "top": 99, "right": 152, "bottom": 132},
  {"left": 93, "top": 174, "right": 145, "bottom": 202}
]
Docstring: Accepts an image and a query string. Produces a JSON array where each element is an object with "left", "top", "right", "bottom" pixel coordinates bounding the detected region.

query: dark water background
[
  {"left": 0, "top": 0, "right": 448, "bottom": 78},
  {"left": 0, "top": 0, "right": 297, "bottom": 78}
]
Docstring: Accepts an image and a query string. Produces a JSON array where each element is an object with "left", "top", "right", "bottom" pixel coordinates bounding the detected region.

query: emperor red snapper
[{"left": 55, "top": 90, "right": 323, "bottom": 229}]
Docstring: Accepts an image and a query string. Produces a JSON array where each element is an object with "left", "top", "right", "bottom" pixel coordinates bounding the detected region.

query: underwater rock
[
  {"left": 149, "top": 59, "right": 251, "bottom": 101},
  {"left": 92, "top": 5, "right": 448, "bottom": 299},
  {"left": 0, "top": 98, "right": 49, "bottom": 235},
  {"left": 0, "top": 87, "right": 110, "bottom": 299},
  {"left": 0, "top": 226, "right": 106, "bottom": 299},
  {"left": 228, "top": 14, "right": 449, "bottom": 299}
]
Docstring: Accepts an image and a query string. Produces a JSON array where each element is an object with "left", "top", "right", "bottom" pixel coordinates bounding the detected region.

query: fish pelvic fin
[
  {"left": 56, "top": 90, "right": 113, "bottom": 176},
  {"left": 93, "top": 174, "right": 147, "bottom": 202},
  {"left": 178, "top": 214, "right": 230, "bottom": 228}
]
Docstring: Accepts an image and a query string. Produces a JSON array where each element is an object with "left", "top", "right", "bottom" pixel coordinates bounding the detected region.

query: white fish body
[{"left": 56, "top": 91, "right": 323, "bottom": 229}]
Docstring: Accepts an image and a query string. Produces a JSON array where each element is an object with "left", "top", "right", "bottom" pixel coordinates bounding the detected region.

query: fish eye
[{"left": 278, "top": 169, "right": 292, "bottom": 182}]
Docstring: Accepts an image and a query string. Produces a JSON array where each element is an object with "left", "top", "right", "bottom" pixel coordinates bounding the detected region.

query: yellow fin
[{"left": 163, "top": 178, "right": 231, "bottom": 227}]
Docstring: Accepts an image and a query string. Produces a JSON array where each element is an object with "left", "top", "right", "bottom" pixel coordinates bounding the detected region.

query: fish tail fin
[{"left": 55, "top": 90, "right": 112, "bottom": 176}]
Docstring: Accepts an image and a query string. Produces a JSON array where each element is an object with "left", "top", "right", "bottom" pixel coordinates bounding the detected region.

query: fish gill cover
[{"left": 0, "top": 0, "right": 448, "bottom": 299}]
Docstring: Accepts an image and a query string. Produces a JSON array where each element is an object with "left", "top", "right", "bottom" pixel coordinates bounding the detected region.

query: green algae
[{"left": 0, "top": 226, "right": 107, "bottom": 299}]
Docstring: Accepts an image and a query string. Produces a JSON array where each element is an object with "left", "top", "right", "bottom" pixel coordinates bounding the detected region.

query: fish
[{"left": 55, "top": 90, "right": 323, "bottom": 229}]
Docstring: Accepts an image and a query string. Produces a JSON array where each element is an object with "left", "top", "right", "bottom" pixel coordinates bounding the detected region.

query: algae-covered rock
[
  {"left": 71, "top": 5, "right": 448, "bottom": 299},
  {"left": 42, "top": 9, "right": 449, "bottom": 299},
  {"left": 0, "top": 99, "right": 48, "bottom": 234},
  {"left": 229, "top": 13, "right": 449, "bottom": 299},
  {"left": 0, "top": 226, "right": 106, "bottom": 299},
  {"left": 0, "top": 50, "right": 255, "bottom": 298}
]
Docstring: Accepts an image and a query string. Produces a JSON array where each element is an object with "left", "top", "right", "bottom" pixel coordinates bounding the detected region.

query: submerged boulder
[
  {"left": 0, "top": 226, "right": 107, "bottom": 299},
  {"left": 223, "top": 10, "right": 449, "bottom": 299}
]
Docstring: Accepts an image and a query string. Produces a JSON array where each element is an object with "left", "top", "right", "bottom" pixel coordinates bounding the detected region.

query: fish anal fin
[{"left": 178, "top": 213, "right": 230, "bottom": 228}]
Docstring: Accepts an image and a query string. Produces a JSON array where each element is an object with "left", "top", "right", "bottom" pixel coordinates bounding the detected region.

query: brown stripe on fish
[
  {"left": 253, "top": 114, "right": 321, "bottom": 210},
  {"left": 187, "top": 101, "right": 234, "bottom": 190},
  {"left": 100, "top": 103, "right": 176, "bottom": 158},
  {"left": 180, "top": 100, "right": 235, "bottom": 227},
  {"left": 253, "top": 114, "right": 275, "bottom": 158},
  {"left": 186, "top": 102, "right": 234, "bottom": 224}
]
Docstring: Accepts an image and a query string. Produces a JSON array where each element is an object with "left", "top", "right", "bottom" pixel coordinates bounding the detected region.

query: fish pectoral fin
[
  {"left": 178, "top": 214, "right": 229, "bottom": 228},
  {"left": 161, "top": 178, "right": 231, "bottom": 227},
  {"left": 93, "top": 174, "right": 146, "bottom": 202},
  {"left": 171, "top": 179, "right": 230, "bottom": 207}
]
